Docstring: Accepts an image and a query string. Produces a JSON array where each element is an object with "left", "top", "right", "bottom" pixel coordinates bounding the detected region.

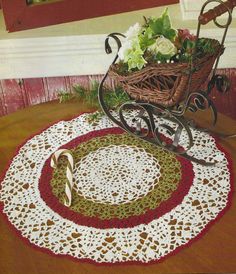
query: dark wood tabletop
[{"left": 0, "top": 100, "right": 236, "bottom": 274}]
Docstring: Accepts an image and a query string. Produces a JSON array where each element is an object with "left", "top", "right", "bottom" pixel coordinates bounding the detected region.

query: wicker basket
[{"left": 108, "top": 38, "right": 223, "bottom": 107}]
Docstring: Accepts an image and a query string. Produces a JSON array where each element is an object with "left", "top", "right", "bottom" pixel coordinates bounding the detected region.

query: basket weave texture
[{"left": 108, "top": 39, "right": 223, "bottom": 107}]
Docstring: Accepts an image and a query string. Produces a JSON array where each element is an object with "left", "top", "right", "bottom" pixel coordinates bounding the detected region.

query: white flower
[
  {"left": 118, "top": 23, "right": 142, "bottom": 61},
  {"left": 148, "top": 36, "right": 177, "bottom": 57},
  {"left": 124, "top": 23, "right": 141, "bottom": 40},
  {"left": 118, "top": 40, "right": 133, "bottom": 60},
  {"left": 118, "top": 22, "right": 144, "bottom": 69}
]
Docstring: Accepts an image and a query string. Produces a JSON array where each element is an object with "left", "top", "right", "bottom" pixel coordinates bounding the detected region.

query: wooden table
[{"left": 0, "top": 100, "right": 236, "bottom": 274}]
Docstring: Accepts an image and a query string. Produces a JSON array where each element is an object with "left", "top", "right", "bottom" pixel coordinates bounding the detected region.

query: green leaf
[
  {"left": 197, "top": 38, "right": 214, "bottom": 54},
  {"left": 128, "top": 54, "right": 146, "bottom": 70},
  {"left": 148, "top": 9, "right": 176, "bottom": 41},
  {"left": 149, "top": 17, "right": 163, "bottom": 36},
  {"left": 154, "top": 52, "right": 173, "bottom": 62},
  {"left": 162, "top": 8, "right": 171, "bottom": 30},
  {"left": 139, "top": 28, "right": 155, "bottom": 50},
  {"left": 163, "top": 28, "right": 177, "bottom": 41}
]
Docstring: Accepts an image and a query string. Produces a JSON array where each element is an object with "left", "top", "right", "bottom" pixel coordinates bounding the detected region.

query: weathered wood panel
[
  {"left": 23, "top": 78, "right": 47, "bottom": 106},
  {"left": 0, "top": 81, "right": 6, "bottom": 116},
  {"left": 0, "top": 79, "right": 25, "bottom": 114},
  {"left": 44, "top": 77, "right": 69, "bottom": 101},
  {"left": 211, "top": 69, "right": 236, "bottom": 119}
]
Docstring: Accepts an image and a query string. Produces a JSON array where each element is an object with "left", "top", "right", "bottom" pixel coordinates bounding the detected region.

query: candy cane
[{"left": 51, "top": 149, "right": 74, "bottom": 207}]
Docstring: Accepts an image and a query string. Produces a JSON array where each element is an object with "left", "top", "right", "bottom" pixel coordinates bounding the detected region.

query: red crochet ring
[{"left": 39, "top": 127, "right": 194, "bottom": 229}]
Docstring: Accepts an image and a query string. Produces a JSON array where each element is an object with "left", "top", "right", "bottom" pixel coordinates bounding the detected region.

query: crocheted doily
[{"left": 0, "top": 111, "right": 233, "bottom": 265}]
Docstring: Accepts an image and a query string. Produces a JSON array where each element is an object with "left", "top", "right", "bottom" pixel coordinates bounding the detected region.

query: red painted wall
[
  {"left": 0, "top": 70, "right": 235, "bottom": 119},
  {"left": 1, "top": 0, "right": 178, "bottom": 32}
]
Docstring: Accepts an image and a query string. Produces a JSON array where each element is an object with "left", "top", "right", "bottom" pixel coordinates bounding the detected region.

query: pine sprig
[
  {"left": 58, "top": 80, "right": 129, "bottom": 123},
  {"left": 58, "top": 91, "right": 72, "bottom": 103},
  {"left": 73, "top": 81, "right": 100, "bottom": 108}
]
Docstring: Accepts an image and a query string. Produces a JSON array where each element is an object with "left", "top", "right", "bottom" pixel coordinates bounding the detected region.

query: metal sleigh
[{"left": 98, "top": 0, "right": 236, "bottom": 166}]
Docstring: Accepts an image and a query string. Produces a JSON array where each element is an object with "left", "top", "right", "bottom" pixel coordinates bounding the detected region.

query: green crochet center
[{"left": 51, "top": 133, "right": 181, "bottom": 220}]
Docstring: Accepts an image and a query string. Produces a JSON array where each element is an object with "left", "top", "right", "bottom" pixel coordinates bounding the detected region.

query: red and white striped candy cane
[{"left": 50, "top": 149, "right": 74, "bottom": 207}]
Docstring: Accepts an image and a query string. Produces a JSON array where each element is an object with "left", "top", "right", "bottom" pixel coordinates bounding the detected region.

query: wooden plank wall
[
  {"left": 210, "top": 69, "right": 236, "bottom": 119},
  {"left": 0, "top": 75, "right": 90, "bottom": 116},
  {"left": 0, "top": 69, "right": 235, "bottom": 119}
]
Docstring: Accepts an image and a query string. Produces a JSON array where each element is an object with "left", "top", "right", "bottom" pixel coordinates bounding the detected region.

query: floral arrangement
[{"left": 117, "top": 9, "right": 214, "bottom": 72}]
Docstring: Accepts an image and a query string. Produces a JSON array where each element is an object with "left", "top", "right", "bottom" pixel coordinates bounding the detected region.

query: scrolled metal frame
[{"left": 98, "top": 0, "right": 235, "bottom": 166}]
